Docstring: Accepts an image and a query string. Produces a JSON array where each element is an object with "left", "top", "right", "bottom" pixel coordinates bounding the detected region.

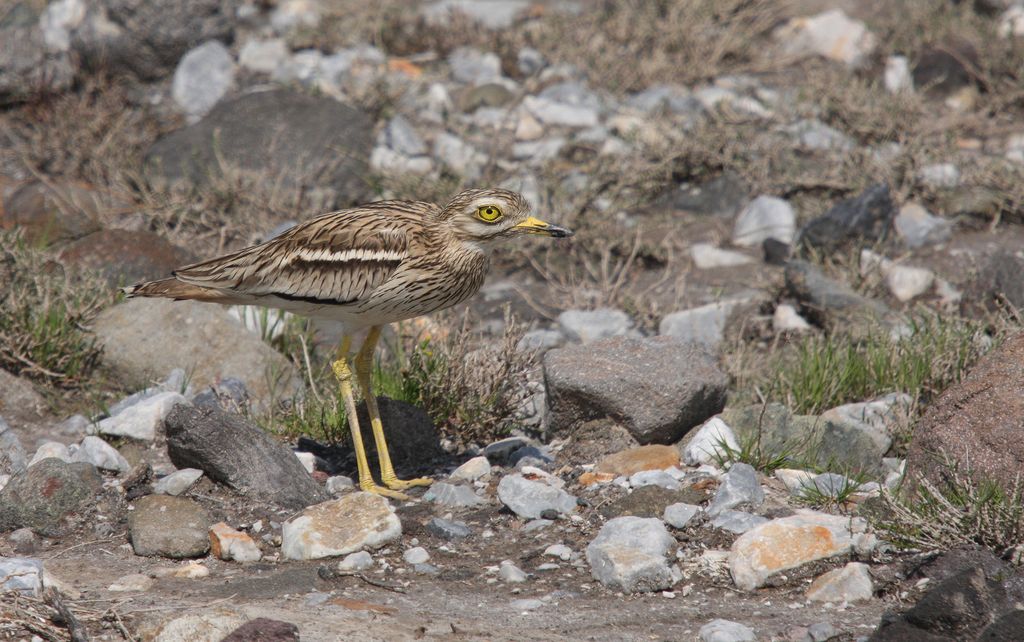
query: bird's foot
[
  {"left": 382, "top": 476, "right": 434, "bottom": 491},
  {"left": 358, "top": 481, "right": 413, "bottom": 501}
]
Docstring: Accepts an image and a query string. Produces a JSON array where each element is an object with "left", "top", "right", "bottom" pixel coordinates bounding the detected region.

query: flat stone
[
  {"left": 595, "top": 445, "right": 681, "bottom": 476},
  {"left": 69, "top": 436, "right": 129, "bottom": 473},
  {"left": 146, "top": 611, "right": 249, "bottom": 642},
  {"left": 500, "top": 560, "right": 528, "bottom": 583},
  {"left": 129, "top": 495, "right": 211, "bottom": 558},
  {"left": 774, "top": 468, "right": 816, "bottom": 495},
  {"left": 586, "top": 516, "right": 675, "bottom": 593},
  {"left": 681, "top": 417, "right": 740, "bottom": 466},
  {"left": 165, "top": 404, "right": 327, "bottom": 510},
  {"left": 172, "top": 40, "right": 235, "bottom": 122},
  {"left": 209, "top": 522, "right": 262, "bottom": 562},
  {"left": 545, "top": 336, "right": 727, "bottom": 444},
  {"left": 0, "top": 556, "right": 43, "bottom": 596},
  {"left": 423, "top": 482, "right": 485, "bottom": 508},
  {"left": 281, "top": 493, "right": 401, "bottom": 560},
  {"left": 0, "top": 459, "right": 102, "bottom": 534},
  {"left": 729, "top": 509, "right": 874, "bottom": 591},
  {"left": 775, "top": 9, "right": 876, "bottom": 68},
  {"left": 663, "top": 503, "right": 701, "bottom": 529},
  {"left": 153, "top": 468, "right": 204, "bottom": 496},
  {"left": 29, "top": 441, "right": 70, "bottom": 467},
  {"left": 544, "top": 544, "right": 573, "bottom": 560},
  {"left": 699, "top": 619, "right": 757, "bottom": 642},
  {"left": 691, "top": 243, "right": 754, "bottom": 269},
  {"left": 711, "top": 510, "right": 769, "bottom": 534},
  {"left": 447, "top": 47, "right": 501, "bottom": 84},
  {"left": 557, "top": 308, "right": 634, "bottom": 343},
  {"left": 659, "top": 301, "right": 745, "bottom": 348},
  {"left": 427, "top": 517, "right": 472, "bottom": 540},
  {"left": 96, "top": 391, "right": 187, "bottom": 441},
  {"left": 449, "top": 456, "right": 492, "bottom": 482},
  {"left": 733, "top": 196, "right": 796, "bottom": 247},
  {"left": 497, "top": 473, "right": 577, "bottom": 519},
  {"left": 628, "top": 470, "right": 680, "bottom": 491},
  {"left": 806, "top": 562, "right": 873, "bottom": 603},
  {"left": 707, "top": 463, "right": 764, "bottom": 517},
  {"left": 895, "top": 203, "right": 951, "bottom": 248},
  {"left": 338, "top": 550, "right": 374, "bottom": 572},
  {"left": 784, "top": 260, "right": 896, "bottom": 333}
]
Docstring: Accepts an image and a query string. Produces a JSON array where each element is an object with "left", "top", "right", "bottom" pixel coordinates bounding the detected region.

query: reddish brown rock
[
  {"left": 906, "top": 331, "right": 1024, "bottom": 488},
  {"left": 595, "top": 445, "right": 681, "bottom": 476},
  {"left": 59, "top": 228, "right": 194, "bottom": 286},
  {"left": 1, "top": 180, "right": 130, "bottom": 246}
]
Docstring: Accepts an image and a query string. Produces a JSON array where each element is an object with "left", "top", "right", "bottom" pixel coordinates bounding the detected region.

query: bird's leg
[
  {"left": 354, "top": 325, "right": 433, "bottom": 492},
  {"left": 332, "top": 334, "right": 410, "bottom": 500}
]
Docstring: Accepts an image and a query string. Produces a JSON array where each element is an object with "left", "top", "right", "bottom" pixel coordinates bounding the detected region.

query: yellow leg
[
  {"left": 354, "top": 326, "right": 433, "bottom": 492},
  {"left": 332, "top": 334, "right": 411, "bottom": 500}
]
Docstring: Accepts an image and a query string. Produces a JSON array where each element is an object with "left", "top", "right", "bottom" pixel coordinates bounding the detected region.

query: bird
[{"left": 125, "top": 188, "right": 573, "bottom": 499}]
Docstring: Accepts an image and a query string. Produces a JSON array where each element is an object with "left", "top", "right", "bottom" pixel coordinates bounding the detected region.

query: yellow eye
[{"left": 477, "top": 205, "right": 503, "bottom": 222}]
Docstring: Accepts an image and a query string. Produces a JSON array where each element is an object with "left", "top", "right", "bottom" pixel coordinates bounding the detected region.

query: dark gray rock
[
  {"left": 0, "top": 417, "right": 27, "bottom": 476},
  {"left": 912, "top": 42, "right": 978, "bottom": 98},
  {"left": 798, "top": 183, "right": 895, "bottom": 253},
  {"left": 544, "top": 336, "right": 728, "bottom": 444},
  {"left": 979, "top": 610, "right": 1024, "bottom": 641},
  {"left": 165, "top": 404, "right": 327, "bottom": 509},
  {"left": 0, "top": 459, "right": 102, "bottom": 534},
  {"left": 974, "top": 251, "right": 1024, "bottom": 312},
  {"left": 128, "top": 495, "right": 211, "bottom": 558},
  {"left": 483, "top": 437, "right": 528, "bottom": 464},
  {"left": 426, "top": 517, "right": 472, "bottom": 540},
  {"left": 0, "top": 11, "right": 73, "bottom": 104},
  {"left": 145, "top": 89, "right": 373, "bottom": 209},
  {"left": 222, "top": 618, "right": 300, "bottom": 642},
  {"left": 662, "top": 173, "right": 749, "bottom": 219},
  {"left": 784, "top": 260, "right": 896, "bottom": 334}
]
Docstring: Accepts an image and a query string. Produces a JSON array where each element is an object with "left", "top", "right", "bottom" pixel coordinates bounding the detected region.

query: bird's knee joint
[{"left": 331, "top": 359, "right": 353, "bottom": 382}]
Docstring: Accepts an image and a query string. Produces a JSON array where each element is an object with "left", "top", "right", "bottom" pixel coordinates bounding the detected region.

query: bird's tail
[{"left": 122, "top": 277, "right": 232, "bottom": 302}]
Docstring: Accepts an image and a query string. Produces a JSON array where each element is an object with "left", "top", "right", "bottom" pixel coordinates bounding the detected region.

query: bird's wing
[{"left": 173, "top": 212, "right": 409, "bottom": 305}]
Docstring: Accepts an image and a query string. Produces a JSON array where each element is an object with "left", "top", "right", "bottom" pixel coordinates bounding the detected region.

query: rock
[
  {"left": 690, "top": 244, "right": 754, "bottom": 269},
  {"left": 60, "top": 229, "right": 194, "bottom": 287},
  {"left": 798, "top": 184, "right": 895, "bottom": 253},
  {"left": 711, "top": 510, "right": 768, "bottom": 534},
  {"left": 129, "top": 495, "right": 211, "bottom": 558},
  {"left": 699, "top": 619, "right": 757, "bottom": 642},
  {"left": 732, "top": 196, "right": 796, "bottom": 247},
  {"left": 271, "top": 0, "right": 321, "bottom": 32},
  {"left": 1000, "top": 5, "right": 1024, "bottom": 37},
  {"left": 154, "top": 468, "right": 204, "bottom": 496},
  {"left": 517, "top": 329, "right": 565, "bottom": 352},
  {"left": 772, "top": 304, "right": 812, "bottom": 333},
  {"left": 707, "top": 463, "right": 764, "bottom": 517},
  {"left": 0, "top": 459, "right": 102, "bottom": 534},
  {"left": 448, "top": 47, "right": 502, "bottom": 84},
  {"left": 482, "top": 437, "right": 527, "bottom": 463},
  {"left": 600, "top": 485, "right": 701, "bottom": 520},
  {"left": 93, "top": 299, "right": 301, "bottom": 406},
  {"left": 595, "top": 445, "right": 681, "bottom": 477},
  {"left": 338, "top": 550, "right": 374, "bottom": 572},
  {"left": 95, "top": 391, "right": 188, "bottom": 441},
  {"left": 775, "top": 9, "right": 876, "bottom": 68},
  {"left": 664, "top": 173, "right": 749, "bottom": 219},
  {"left": 894, "top": 203, "right": 951, "bottom": 248},
  {"left": 806, "top": 562, "right": 873, "bottom": 603},
  {"left": 281, "top": 493, "right": 401, "bottom": 560},
  {"left": 907, "top": 331, "right": 1024, "bottom": 490},
  {"left": 0, "top": 179, "right": 113, "bottom": 247},
  {"left": 557, "top": 309, "right": 634, "bottom": 343},
  {"left": 108, "top": 573, "right": 154, "bottom": 592},
  {"left": 426, "top": 517, "right": 472, "bottom": 540},
  {"left": 681, "top": 417, "right": 739, "bottom": 466},
  {"left": 423, "top": 482, "right": 485, "bottom": 508},
  {"left": 500, "top": 560, "right": 528, "bottom": 583},
  {"left": 403, "top": 546, "right": 429, "bottom": 565},
  {"left": 145, "top": 90, "right": 373, "bottom": 209},
  {"left": 69, "top": 436, "right": 130, "bottom": 473},
  {"left": 0, "top": 557, "right": 43, "bottom": 596},
  {"left": 355, "top": 397, "right": 442, "bottom": 476},
  {"left": 517, "top": 47, "right": 545, "bottom": 75},
  {"left": 209, "top": 522, "right": 261, "bottom": 562},
  {"left": 449, "top": 456, "right": 491, "bottom": 482},
  {"left": 544, "top": 336, "right": 728, "bottom": 444},
  {"left": 659, "top": 300, "right": 745, "bottom": 348},
  {"left": 523, "top": 95, "right": 599, "bottom": 128},
  {"left": 458, "top": 83, "right": 514, "bottom": 112},
  {"left": 784, "top": 119, "right": 854, "bottom": 152},
  {"left": 9, "top": 528, "right": 36, "bottom": 554},
  {"left": 222, "top": 618, "right": 300, "bottom": 642},
  {"left": 775, "top": 468, "right": 816, "bottom": 495},
  {"left": 784, "top": 260, "right": 895, "bottom": 333},
  {"left": 979, "top": 610, "right": 1024, "bottom": 641},
  {"left": 145, "top": 610, "right": 248, "bottom": 642},
  {"left": 544, "top": 544, "right": 573, "bottom": 560},
  {"left": 586, "top": 516, "right": 676, "bottom": 593},
  {"left": 729, "top": 510, "right": 874, "bottom": 591},
  {"left": 0, "top": 13, "right": 73, "bottom": 104},
  {"left": 166, "top": 404, "right": 326, "bottom": 509},
  {"left": 325, "top": 475, "right": 354, "bottom": 495},
  {"left": 884, "top": 55, "right": 913, "bottom": 93},
  {"left": 0, "top": 417, "right": 27, "bottom": 476},
  {"left": 423, "top": 0, "right": 531, "bottom": 30},
  {"left": 381, "top": 115, "right": 427, "bottom": 156},
  {"left": 663, "top": 503, "right": 701, "bottom": 529},
  {"left": 293, "top": 451, "right": 315, "bottom": 474},
  {"left": 433, "top": 132, "right": 483, "bottom": 179},
  {"left": 29, "top": 441, "right": 70, "bottom": 467},
  {"left": 497, "top": 473, "right": 577, "bottom": 519},
  {"left": 629, "top": 469, "right": 680, "bottom": 491},
  {"left": 172, "top": 41, "right": 235, "bottom": 122},
  {"left": 819, "top": 393, "right": 908, "bottom": 467},
  {"left": 918, "top": 163, "right": 961, "bottom": 189},
  {"left": 238, "top": 38, "right": 288, "bottom": 74},
  {"left": 974, "top": 251, "right": 1024, "bottom": 312}
]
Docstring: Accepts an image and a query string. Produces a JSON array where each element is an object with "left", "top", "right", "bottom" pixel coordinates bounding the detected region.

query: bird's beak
[{"left": 513, "top": 216, "right": 574, "bottom": 238}]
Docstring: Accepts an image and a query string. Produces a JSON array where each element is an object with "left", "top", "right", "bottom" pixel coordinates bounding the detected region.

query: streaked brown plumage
[{"left": 126, "top": 188, "right": 572, "bottom": 499}]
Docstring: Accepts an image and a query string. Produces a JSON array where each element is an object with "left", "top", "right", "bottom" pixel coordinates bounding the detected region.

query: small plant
[
  {"left": 712, "top": 431, "right": 799, "bottom": 475},
  {"left": 0, "top": 231, "right": 111, "bottom": 388},
  {"left": 877, "top": 455, "right": 1024, "bottom": 559},
  {"left": 794, "top": 470, "right": 868, "bottom": 512}
]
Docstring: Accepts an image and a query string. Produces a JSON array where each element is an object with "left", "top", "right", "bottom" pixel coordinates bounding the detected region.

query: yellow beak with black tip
[{"left": 513, "top": 216, "right": 574, "bottom": 238}]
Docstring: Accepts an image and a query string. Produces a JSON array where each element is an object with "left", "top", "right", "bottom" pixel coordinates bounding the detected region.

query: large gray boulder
[
  {"left": 0, "top": 459, "right": 103, "bottom": 534},
  {"left": 544, "top": 336, "right": 728, "bottom": 444},
  {"left": 145, "top": 89, "right": 374, "bottom": 209}
]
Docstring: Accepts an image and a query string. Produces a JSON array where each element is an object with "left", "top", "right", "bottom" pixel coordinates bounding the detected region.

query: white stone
[
  {"left": 712, "top": 510, "right": 769, "bottom": 535},
  {"left": 450, "top": 456, "right": 492, "bottom": 482},
  {"left": 271, "top": 49, "right": 323, "bottom": 85},
  {"left": 886, "top": 264, "right": 935, "bottom": 302},
  {"left": 895, "top": 203, "right": 951, "bottom": 248},
  {"left": 629, "top": 470, "right": 680, "bottom": 491},
  {"left": 1000, "top": 6, "right": 1024, "bottom": 38},
  {"left": 733, "top": 196, "right": 796, "bottom": 247},
  {"left": 774, "top": 468, "right": 816, "bottom": 494},
  {"left": 544, "top": 544, "right": 573, "bottom": 561},
  {"left": 499, "top": 560, "right": 528, "bottom": 583},
  {"left": 70, "top": 436, "right": 130, "bottom": 473},
  {"left": 338, "top": 550, "right": 374, "bottom": 572},
  {"left": 512, "top": 138, "right": 565, "bottom": 162},
  {"left": 523, "top": 95, "right": 600, "bottom": 128},
  {"left": 586, "top": 517, "right": 676, "bottom": 593},
  {"left": 29, "top": 441, "right": 70, "bottom": 467},
  {"left": 281, "top": 493, "right": 401, "bottom": 560},
  {"left": 691, "top": 243, "right": 754, "bottom": 269},
  {"left": 370, "top": 147, "right": 434, "bottom": 175},
  {"left": 172, "top": 41, "right": 236, "bottom": 123},
  {"left": 434, "top": 132, "right": 483, "bottom": 179},
  {"left": 96, "top": 392, "right": 188, "bottom": 441},
  {"left": 238, "top": 38, "right": 288, "bottom": 74},
  {"left": 422, "top": 0, "right": 531, "bottom": 30},
  {"left": 775, "top": 9, "right": 877, "bottom": 68},
  {"left": 682, "top": 417, "right": 740, "bottom": 466},
  {"left": 383, "top": 115, "right": 428, "bottom": 157},
  {"left": 40, "top": 0, "right": 86, "bottom": 52},
  {"left": 699, "top": 619, "right": 757, "bottom": 642},
  {"left": 806, "top": 562, "right": 873, "bottom": 603},
  {"left": 663, "top": 503, "right": 701, "bottom": 529},
  {"left": 557, "top": 308, "right": 634, "bottom": 343},
  {"left": 772, "top": 304, "right": 811, "bottom": 333},
  {"left": 294, "top": 451, "right": 315, "bottom": 474},
  {"left": 448, "top": 47, "right": 502, "bottom": 84},
  {"left": 515, "top": 111, "right": 545, "bottom": 140},
  {"left": 496, "top": 473, "right": 577, "bottom": 519},
  {"left": 784, "top": 119, "right": 854, "bottom": 151},
  {"left": 153, "top": 469, "right": 204, "bottom": 496},
  {"left": 659, "top": 301, "right": 741, "bottom": 348},
  {"left": 403, "top": 546, "right": 430, "bottom": 565},
  {"left": 884, "top": 55, "right": 913, "bottom": 93},
  {"left": 271, "top": 0, "right": 321, "bottom": 32},
  {"left": 917, "top": 163, "right": 961, "bottom": 189},
  {"left": 325, "top": 475, "right": 355, "bottom": 495},
  {"left": 149, "top": 611, "right": 248, "bottom": 642}
]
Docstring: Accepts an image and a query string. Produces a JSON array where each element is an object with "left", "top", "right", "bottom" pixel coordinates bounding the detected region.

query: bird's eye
[{"left": 476, "top": 205, "right": 503, "bottom": 222}]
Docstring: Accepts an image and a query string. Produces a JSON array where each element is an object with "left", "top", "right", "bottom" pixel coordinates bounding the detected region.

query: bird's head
[{"left": 439, "top": 188, "right": 573, "bottom": 248}]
